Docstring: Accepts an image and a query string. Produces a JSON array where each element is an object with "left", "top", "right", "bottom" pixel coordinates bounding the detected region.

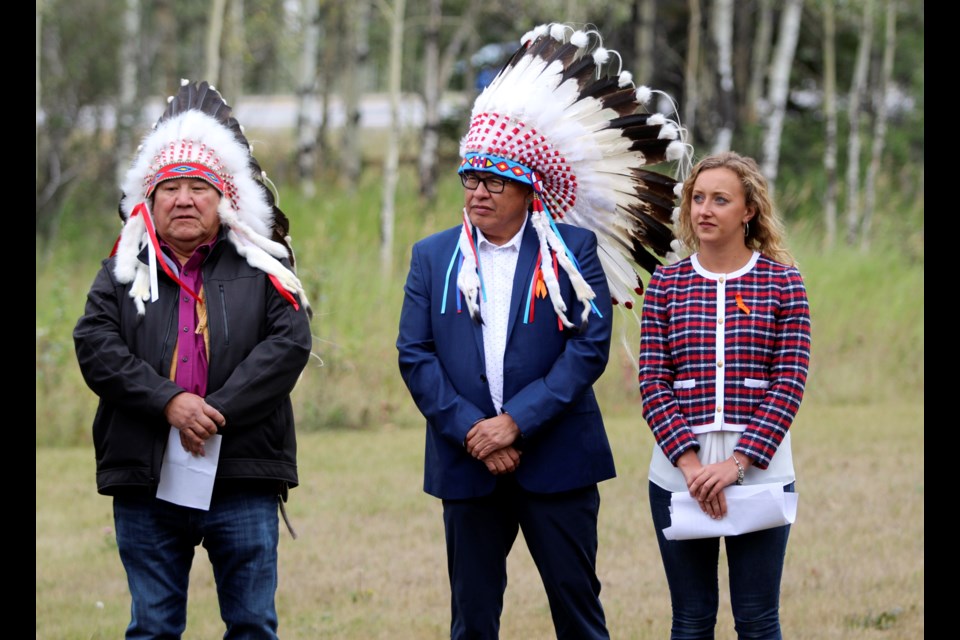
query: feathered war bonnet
[
  {"left": 113, "top": 79, "right": 309, "bottom": 316},
  {"left": 455, "top": 22, "right": 691, "bottom": 331}
]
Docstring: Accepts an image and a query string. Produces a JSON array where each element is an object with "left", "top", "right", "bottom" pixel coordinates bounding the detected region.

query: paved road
[{"left": 69, "top": 92, "right": 471, "bottom": 132}]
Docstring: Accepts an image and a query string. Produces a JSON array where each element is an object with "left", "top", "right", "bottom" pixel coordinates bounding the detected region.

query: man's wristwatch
[{"left": 732, "top": 455, "right": 745, "bottom": 485}]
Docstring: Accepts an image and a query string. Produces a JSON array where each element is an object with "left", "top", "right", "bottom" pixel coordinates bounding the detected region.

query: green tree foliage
[
  {"left": 37, "top": 0, "right": 125, "bottom": 246},
  {"left": 36, "top": 1, "right": 923, "bottom": 252}
]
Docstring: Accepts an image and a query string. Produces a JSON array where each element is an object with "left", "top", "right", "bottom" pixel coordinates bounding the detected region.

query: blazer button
[{"left": 480, "top": 374, "right": 488, "bottom": 383}]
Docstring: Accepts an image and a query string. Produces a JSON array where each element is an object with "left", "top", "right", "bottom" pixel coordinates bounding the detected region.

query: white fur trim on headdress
[
  {"left": 531, "top": 211, "right": 595, "bottom": 329},
  {"left": 113, "top": 80, "right": 308, "bottom": 315},
  {"left": 456, "top": 210, "right": 483, "bottom": 322}
]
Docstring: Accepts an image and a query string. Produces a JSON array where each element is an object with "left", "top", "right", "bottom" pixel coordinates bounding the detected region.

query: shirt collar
[
  {"left": 476, "top": 214, "right": 528, "bottom": 251},
  {"left": 157, "top": 230, "right": 221, "bottom": 263}
]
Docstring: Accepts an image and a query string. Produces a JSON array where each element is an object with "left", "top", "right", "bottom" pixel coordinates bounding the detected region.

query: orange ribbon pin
[{"left": 735, "top": 293, "right": 751, "bottom": 314}]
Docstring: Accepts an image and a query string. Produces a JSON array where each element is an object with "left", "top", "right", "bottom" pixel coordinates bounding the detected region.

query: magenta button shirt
[{"left": 160, "top": 238, "right": 216, "bottom": 397}]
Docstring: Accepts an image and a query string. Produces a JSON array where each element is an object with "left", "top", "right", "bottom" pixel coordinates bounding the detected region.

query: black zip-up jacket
[{"left": 74, "top": 235, "right": 312, "bottom": 496}]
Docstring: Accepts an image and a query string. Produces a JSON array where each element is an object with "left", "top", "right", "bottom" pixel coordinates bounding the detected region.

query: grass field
[{"left": 36, "top": 400, "right": 923, "bottom": 639}]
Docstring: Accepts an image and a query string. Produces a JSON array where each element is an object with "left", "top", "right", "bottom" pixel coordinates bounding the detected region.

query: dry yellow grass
[{"left": 36, "top": 393, "right": 922, "bottom": 639}]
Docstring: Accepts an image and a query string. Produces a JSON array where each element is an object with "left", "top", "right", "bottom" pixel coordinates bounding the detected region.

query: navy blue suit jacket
[{"left": 397, "top": 218, "right": 617, "bottom": 500}]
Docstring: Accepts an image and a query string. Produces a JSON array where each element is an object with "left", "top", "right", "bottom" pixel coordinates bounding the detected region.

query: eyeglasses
[{"left": 460, "top": 173, "right": 509, "bottom": 194}]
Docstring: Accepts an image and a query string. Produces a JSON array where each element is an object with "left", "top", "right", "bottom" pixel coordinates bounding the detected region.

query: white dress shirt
[{"left": 476, "top": 220, "right": 526, "bottom": 414}]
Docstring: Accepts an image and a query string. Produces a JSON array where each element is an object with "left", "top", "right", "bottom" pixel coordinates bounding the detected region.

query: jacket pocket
[
  {"left": 744, "top": 378, "right": 770, "bottom": 389},
  {"left": 673, "top": 379, "right": 696, "bottom": 390}
]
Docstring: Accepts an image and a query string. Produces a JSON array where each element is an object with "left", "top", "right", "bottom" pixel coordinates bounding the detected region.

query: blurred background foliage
[{"left": 36, "top": 0, "right": 923, "bottom": 446}]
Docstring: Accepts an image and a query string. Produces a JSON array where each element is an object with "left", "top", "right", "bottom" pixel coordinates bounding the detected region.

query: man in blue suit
[
  {"left": 398, "top": 159, "right": 616, "bottom": 637},
  {"left": 398, "top": 21, "right": 690, "bottom": 637}
]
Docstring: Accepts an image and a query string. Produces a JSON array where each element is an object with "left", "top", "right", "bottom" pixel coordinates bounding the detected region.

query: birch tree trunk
[
  {"left": 154, "top": 1, "right": 177, "bottom": 90},
  {"left": 220, "top": 0, "right": 244, "bottom": 106},
  {"left": 37, "top": 7, "right": 71, "bottom": 245},
  {"left": 115, "top": 0, "right": 140, "bottom": 184},
  {"left": 418, "top": 0, "right": 442, "bottom": 203},
  {"left": 860, "top": 0, "right": 897, "bottom": 251},
  {"left": 564, "top": 0, "right": 587, "bottom": 24},
  {"left": 746, "top": 0, "right": 773, "bottom": 124},
  {"left": 438, "top": 3, "right": 481, "bottom": 94},
  {"left": 297, "top": 0, "right": 320, "bottom": 197},
  {"left": 316, "top": 4, "right": 338, "bottom": 174},
  {"left": 822, "top": 0, "right": 839, "bottom": 250},
  {"left": 36, "top": 0, "right": 43, "bottom": 182},
  {"left": 683, "top": 0, "right": 702, "bottom": 136},
  {"left": 710, "top": 0, "right": 735, "bottom": 153},
  {"left": 431, "top": 3, "right": 481, "bottom": 179},
  {"left": 844, "top": 0, "right": 875, "bottom": 245},
  {"left": 380, "top": 0, "right": 406, "bottom": 270},
  {"left": 632, "top": 0, "right": 656, "bottom": 85},
  {"left": 36, "top": 0, "right": 48, "bottom": 239},
  {"left": 464, "top": 28, "right": 480, "bottom": 102},
  {"left": 342, "top": 0, "right": 371, "bottom": 190},
  {"left": 204, "top": 0, "right": 227, "bottom": 86},
  {"left": 760, "top": 0, "right": 803, "bottom": 195},
  {"left": 734, "top": 0, "right": 751, "bottom": 121}
]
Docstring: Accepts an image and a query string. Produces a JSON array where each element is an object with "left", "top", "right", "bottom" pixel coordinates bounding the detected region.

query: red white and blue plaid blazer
[{"left": 638, "top": 253, "right": 811, "bottom": 470}]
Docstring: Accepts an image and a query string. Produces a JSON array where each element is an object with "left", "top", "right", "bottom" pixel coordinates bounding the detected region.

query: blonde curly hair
[{"left": 675, "top": 151, "right": 795, "bottom": 266}]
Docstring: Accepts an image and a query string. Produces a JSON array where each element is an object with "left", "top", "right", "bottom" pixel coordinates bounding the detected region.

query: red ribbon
[
  {"left": 269, "top": 274, "right": 299, "bottom": 310},
  {"left": 128, "top": 202, "right": 202, "bottom": 304},
  {"left": 115, "top": 202, "right": 301, "bottom": 312}
]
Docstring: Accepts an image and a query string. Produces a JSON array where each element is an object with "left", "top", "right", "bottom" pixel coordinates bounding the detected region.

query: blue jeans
[
  {"left": 649, "top": 481, "right": 794, "bottom": 640},
  {"left": 113, "top": 487, "right": 281, "bottom": 639}
]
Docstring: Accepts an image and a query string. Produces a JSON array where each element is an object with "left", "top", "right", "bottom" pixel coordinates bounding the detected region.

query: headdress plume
[
  {"left": 114, "top": 79, "right": 310, "bottom": 316},
  {"left": 456, "top": 23, "right": 691, "bottom": 331}
]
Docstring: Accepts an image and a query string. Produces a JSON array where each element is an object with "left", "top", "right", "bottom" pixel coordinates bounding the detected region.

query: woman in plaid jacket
[{"left": 638, "top": 152, "right": 811, "bottom": 639}]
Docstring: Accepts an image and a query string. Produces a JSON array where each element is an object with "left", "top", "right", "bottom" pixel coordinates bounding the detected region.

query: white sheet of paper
[
  {"left": 156, "top": 426, "right": 222, "bottom": 511},
  {"left": 663, "top": 483, "right": 798, "bottom": 540}
]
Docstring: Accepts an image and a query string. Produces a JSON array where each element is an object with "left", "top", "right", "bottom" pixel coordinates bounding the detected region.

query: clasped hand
[
  {"left": 466, "top": 414, "right": 521, "bottom": 475},
  {"left": 164, "top": 392, "right": 226, "bottom": 456},
  {"left": 678, "top": 452, "right": 742, "bottom": 519}
]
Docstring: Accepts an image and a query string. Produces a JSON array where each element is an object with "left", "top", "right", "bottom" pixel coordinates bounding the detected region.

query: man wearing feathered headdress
[
  {"left": 74, "top": 80, "right": 312, "bottom": 638},
  {"left": 397, "top": 22, "right": 689, "bottom": 638}
]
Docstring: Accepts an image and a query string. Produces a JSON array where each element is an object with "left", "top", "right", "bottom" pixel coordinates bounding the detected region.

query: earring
[{"left": 744, "top": 221, "right": 750, "bottom": 237}]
